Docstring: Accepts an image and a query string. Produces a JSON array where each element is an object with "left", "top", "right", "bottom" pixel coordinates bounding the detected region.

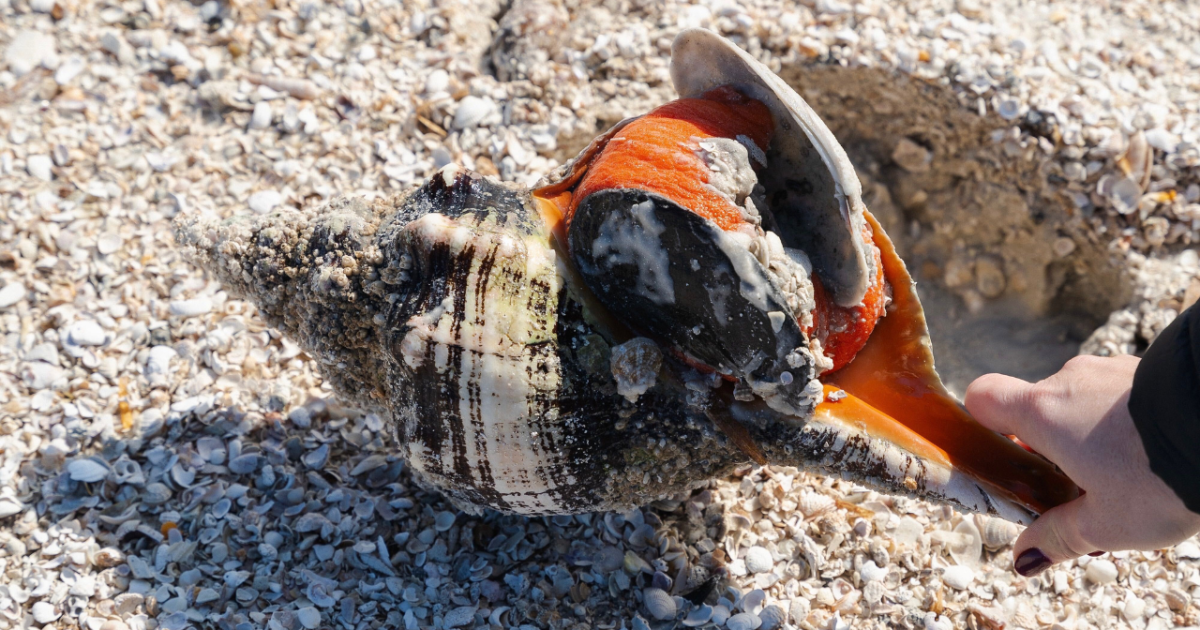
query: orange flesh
[
  {"left": 823, "top": 212, "right": 1080, "bottom": 514},
  {"left": 565, "top": 86, "right": 774, "bottom": 232},
  {"left": 815, "top": 384, "right": 952, "bottom": 469},
  {"left": 810, "top": 224, "right": 890, "bottom": 372}
]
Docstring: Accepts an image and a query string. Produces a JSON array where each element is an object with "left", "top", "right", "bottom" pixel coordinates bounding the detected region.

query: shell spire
[{"left": 174, "top": 194, "right": 396, "bottom": 411}]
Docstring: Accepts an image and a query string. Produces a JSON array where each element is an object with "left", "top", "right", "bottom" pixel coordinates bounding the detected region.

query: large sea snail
[{"left": 177, "top": 29, "right": 1079, "bottom": 519}]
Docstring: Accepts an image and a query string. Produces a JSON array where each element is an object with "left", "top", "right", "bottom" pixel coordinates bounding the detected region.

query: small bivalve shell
[
  {"left": 1174, "top": 540, "right": 1200, "bottom": 559},
  {"left": 975, "top": 514, "right": 1020, "bottom": 551},
  {"left": 142, "top": 483, "right": 172, "bottom": 505},
  {"left": 744, "top": 547, "right": 774, "bottom": 574},
  {"left": 92, "top": 547, "right": 125, "bottom": 568},
  {"left": 1122, "top": 595, "right": 1147, "bottom": 620},
  {"left": 712, "top": 604, "right": 732, "bottom": 626},
  {"left": 758, "top": 605, "right": 786, "bottom": 630},
  {"left": 726, "top": 612, "right": 762, "bottom": 630},
  {"left": 67, "top": 458, "right": 110, "bottom": 482},
  {"left": 949, "top": 519, "right": 983, "bottom": 567},
  {"left": 1085, "top": 559, "right": 1117, "bottom": 585},
  {"left": 113, "top": 593, "right": 144, "bottom": 616},
  {"left": 297, "top": 607, "right": 321, "bottom": 630},
  {"left": 683, "top": 605, "right": 714, "bottom": 627},
  {"left": 643, "top": 587, "right": 677, "bottom": 620},
  {"left": 941, "top": 565, "right": 975, "bottom": 590},
  {"left": 32, "top": 602, "right": 59, "bottom": 624},
  {"left": 858, "top": 560, "right": 888, "bottom": 582},
  {"left": 738, "top": 589, "right": 766, "bottom": 613},
  {"left": 797, "top": 491, "right": 835, "bottom": 518}
]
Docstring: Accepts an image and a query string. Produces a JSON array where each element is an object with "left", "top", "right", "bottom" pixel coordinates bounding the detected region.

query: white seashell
[
  {"left": 228, "top": 454, "right": 260, "bottom": 474},
  {"left": 27, "top": 154, "right": 53, "bottom": 181},
  {"left": 96, "top": 232, "right": 122, "bottom": 255},
  {"left": 924, "top": 612, "right": 954, "bottom": 630},
  {"left": 67, "top": 458, "right": 110, "bottom": 483},
  {"left": 1174, "top": 540, "right": 1200, "bottom": 559},
  {"left": 169, "top": 298, "right": 213, "bottom": 318},
  {"left": 1122, "top": 596, "right": 1146, "bottom": 620},
  {"left": 435, "top": 511, "right": 457, "bottom": 531},
  {"left": 1144, "top": 128, "right": 1179, "bottom": 153},
  {"left": 112, "top": 456, "right": 145, "bottom": 485},
  {"left": 248, "top": 190, "right": 283, "bottom": 214},
  {"left": 796, "top": 490, "right": 835, "bottom": 518},
  {"left": 1109, "top": 177, "right": 1141, "bottom": 215},
  {"left": 949, "top": 519, "right": 983, "bottom": 567},
  {"left": 424, "top": 69, "right": 449, "bottom": 95},
  {"left": 975, "top": 514, "right": 1020, "bottom": 551},
  {"left": 170, "top": 463, "right": 196, "bottom": 487},
  {"left": 351, "top": 454, "right": 388, "bottom": 475},
  {"left": 92, "top": 547, "right": 125, "bottom": 568},
  {"left": 67, "top": 320, "right": 107, "bottom": 346},
  {"left": 726, "top": 612, "right": 762, "bottom": 630},
  {"left": 744, "top": 547, "right": 773, "bottom": 574},
  {"left": 32, "top": 602, "right": 59, "bottom": 624},
  {"left": 858, "top": 560, "right": 887, "bottom": 582},
  {"left": 142, "top": 483, "right": 172, "bottom": 504},
  {"left": 1085, "top": 559, "right": 1117, "bottom": 585},
  {"left": 941, "top": 565, "right": 975, "bottom": 590},
  {"left": 0, "top": 283, "right": 25, "bottom": 309},
  {"left": 113, "top": 593, "right": 144, "bottom": 616},
  {"left": 443, "top": 606, "right": 476, "bottom": 628},
  {"left": 758, "top": 606, "right": 785, "bottom": 630},
  {"left": 863, "top": 580, "right": 886, "bottom": 604},
  {"left": 683, "top": 605, "right": 714, "bottom": 627},
  {"left": 892, "top": 516, "right": 924, "bottom": 548},
  {"left": 249, "top": 101, "right": 272, "bottom": 130},
  {"left": 643, "top": 588, "right": 677, "bottom": 620},
  {"left": 712, "top": 604, "right": 731, "bottom": 626},
  {"left": 738, "top": 588, "right": 766, "bottom": 613},
  {"left": 452, "top": 96, "right": 495, "bottom": 130}
]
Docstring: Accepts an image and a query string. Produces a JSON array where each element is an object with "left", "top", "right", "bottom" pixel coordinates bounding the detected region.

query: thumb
[
  {"left": 964, "top": 373, "right": 1059, "bottom": 462},
  {"left": 1011, "top": 495, "right": 1096, "bottom": 576}
]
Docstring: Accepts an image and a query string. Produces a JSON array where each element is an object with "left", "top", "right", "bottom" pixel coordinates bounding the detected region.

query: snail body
[{"left": 177, "top": 30, "right": 1078, "bottom": 519}]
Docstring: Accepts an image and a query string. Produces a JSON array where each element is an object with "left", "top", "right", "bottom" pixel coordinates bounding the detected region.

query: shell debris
[{"left": 3, "top": 0, "right": 1200, "bottom": 629}]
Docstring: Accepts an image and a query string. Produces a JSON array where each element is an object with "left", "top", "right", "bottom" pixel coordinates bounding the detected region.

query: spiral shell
[
  {"left": 975, "top": 514, "right": 1021, "bottom": 551},
  {"left": 176, "top": 29, "right": 1065, "bottom": 522}
]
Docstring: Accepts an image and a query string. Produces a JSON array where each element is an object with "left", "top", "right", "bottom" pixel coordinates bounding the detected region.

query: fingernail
[
  {"left": 1088, "top": 551, "right": 1105, "bottom": 557},
  {"left": 1014, "top": 548, "right": 1053, "bottom": 577}
]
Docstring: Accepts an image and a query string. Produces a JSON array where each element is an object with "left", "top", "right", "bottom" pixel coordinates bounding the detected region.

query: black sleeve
[{"left": 1128, "top": 302, "right": 1200, "bottom": 515}]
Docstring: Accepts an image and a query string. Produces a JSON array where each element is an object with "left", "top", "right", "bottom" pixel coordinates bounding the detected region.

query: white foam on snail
[
  {"left": 591, "top": 200, "right": 676, "bottom": 305},
  {"left": 712, "top": 229, "right": 773, "bottom": 313},
  {"left": 695, "top": 137, "right": 760, "bottom": 223}
]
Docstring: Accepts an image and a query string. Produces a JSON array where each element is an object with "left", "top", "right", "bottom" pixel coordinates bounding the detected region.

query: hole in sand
[{"left": 781, "top": 65, "right": 1133, "bottom": 393}]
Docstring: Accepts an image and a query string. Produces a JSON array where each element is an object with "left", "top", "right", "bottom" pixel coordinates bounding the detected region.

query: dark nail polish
[
  {"left": 1088, "top": 551, "right": 1105, "bottom": 557},
  {"left": 1014, "top": 548, "right": 1053, "bottom": 577}
]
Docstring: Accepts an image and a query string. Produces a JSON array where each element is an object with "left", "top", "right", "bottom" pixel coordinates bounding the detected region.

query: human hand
[{"left": 964, "top": 355, "right": 1200, "bottom": 576}]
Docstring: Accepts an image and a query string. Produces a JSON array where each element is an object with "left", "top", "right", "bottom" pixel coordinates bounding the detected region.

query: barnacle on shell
[{"left": 177, "top": 29, "right": 1079, "bottom": 520}]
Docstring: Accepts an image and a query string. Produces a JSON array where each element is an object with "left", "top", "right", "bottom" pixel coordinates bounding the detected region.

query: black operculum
[{"left": 569, "top": 188, "right": 814, "bottom": 411}]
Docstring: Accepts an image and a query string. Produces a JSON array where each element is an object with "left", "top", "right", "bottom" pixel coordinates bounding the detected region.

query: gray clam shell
[{"left": 671, "top": 28, "right": 871, "bottom": 308}]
